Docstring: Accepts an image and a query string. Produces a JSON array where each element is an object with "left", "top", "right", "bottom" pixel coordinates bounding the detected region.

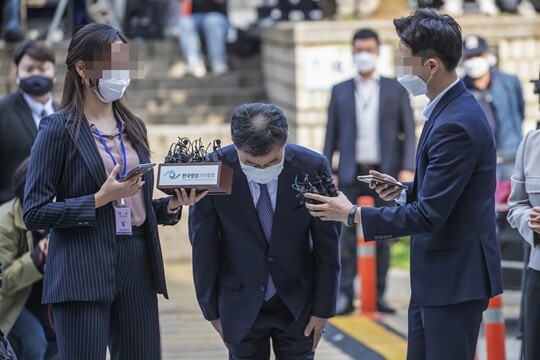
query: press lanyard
[{"left": 93, "top": 115, "right": 127, "bottom": 181}]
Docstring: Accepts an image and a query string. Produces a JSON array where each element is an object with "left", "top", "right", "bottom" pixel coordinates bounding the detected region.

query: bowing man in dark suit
[
  {"left": 189, "top": 103, "right": 340, "bottom": 359},
  {"left": 0, "top": 40, "right": 58, "bottom": 205},
  {"left": 306, "top": 9, "right": 503, "bottom": 360},
  {"left": 23, "top": 23, "right": 206, "bottom": 360},
  {"left": 324, "top": 28, "right": 416, "bottom": 315}
]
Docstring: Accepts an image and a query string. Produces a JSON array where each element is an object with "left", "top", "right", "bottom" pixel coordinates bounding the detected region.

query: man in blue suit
[
  {"left": 324, "top": 28, "right": 416, "bottom": 315},
  {"left": 189, "top": 103, "right": 340, "bottom": 359},
  {"left": 305, "top": 9, "right": 503, "bottom": 360}
]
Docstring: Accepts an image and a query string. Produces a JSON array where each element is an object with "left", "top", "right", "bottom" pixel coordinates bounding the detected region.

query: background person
[
  {"left": 0, "top": 158, "right": 58, "bottom": 360},
  {"left": 189, "top": 103, "right": 340, "bottom": 360},
  {"left": 23, "top": 23, "right": 205, "bottom": 360},
  {"left": 324, "top": 28, "right": 416, "bottom": 315},
  {"left": 507, "top": 129, "right": 540, "bottom": 360},
  {"left": 461, "top": 34, "right": 524, "bottom": 183},
  {"left": 0, "top": 40, "right": 57, "bottom": 205},
  {"left": 305, "top": 9, "right": 503, "bottom": 360},
  {"left": 178, "top": 0, "right": 229, "bottom": 77}
]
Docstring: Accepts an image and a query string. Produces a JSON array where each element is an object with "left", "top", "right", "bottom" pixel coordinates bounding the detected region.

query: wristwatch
[{"left": 347, "top": 205, "right": 359, "bottom": 227}]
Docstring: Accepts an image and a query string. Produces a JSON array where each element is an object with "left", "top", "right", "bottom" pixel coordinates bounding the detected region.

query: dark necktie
[
  {"left": 40, "top": 109, "right": 47, "bottom": 118},
  {"left": 256, "top": 183, "right": 277, "bottom": 301}
]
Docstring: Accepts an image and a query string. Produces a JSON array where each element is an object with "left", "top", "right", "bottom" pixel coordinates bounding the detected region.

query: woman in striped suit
[{"left": 23, "top": 23, "right": 206, "bottom": 360}]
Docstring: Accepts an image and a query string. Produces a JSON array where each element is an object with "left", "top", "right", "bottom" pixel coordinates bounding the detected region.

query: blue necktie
[{"left": 256, "top": 183, "right": 277, "bottom": 301}]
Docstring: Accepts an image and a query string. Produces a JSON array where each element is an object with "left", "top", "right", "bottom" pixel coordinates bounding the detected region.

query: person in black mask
[{"left": 0, "top": 40, "right": 57, "bottom": 205}]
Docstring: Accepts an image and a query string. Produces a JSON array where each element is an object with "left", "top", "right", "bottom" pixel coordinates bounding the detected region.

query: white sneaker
[
  {"left": 442, "top": 0, "right": 464, "bottom": 16},
  {"left": 211, "top": 61, "right": 229, "bottom": 77},
  {"left": 479, "top": 0, "right": 500, "bottom": 16},
  {"left": 187, "top": 58, "right": 207, "bottom": 78},
  {"left": 518, "top": 0, "right": 537, "bottom": 17}
]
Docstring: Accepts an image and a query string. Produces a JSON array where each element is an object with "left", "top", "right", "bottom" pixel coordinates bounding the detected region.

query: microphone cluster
[
  {"left": 292, "top": 171, "right": 338, "bottom": 204},
  {"left": 164, "top": 137, "right": 224, "bottom": 163}
]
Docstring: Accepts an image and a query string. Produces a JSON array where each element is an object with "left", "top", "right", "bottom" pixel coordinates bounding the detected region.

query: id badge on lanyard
[
  {"left": 93, "top": 115, "right": 133, "bottom": 236},
  {"left": 115, "top": 198, "right": 132, "bottom": 235}
]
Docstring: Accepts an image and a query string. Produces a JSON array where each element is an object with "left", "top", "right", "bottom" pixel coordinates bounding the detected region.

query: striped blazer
[{"left": 23, "top": 113, "right": 179, "bottom": 303}]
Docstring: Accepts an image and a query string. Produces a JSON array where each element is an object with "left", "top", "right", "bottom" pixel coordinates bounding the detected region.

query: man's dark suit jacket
[
  {"left": 324, "top": 77, "right": 416, "bottom": 186},
  {"left": 188, "top": 144, "right": 340, "bottom": 344},
  {"left": 361, "top": 81, "right": 503, "bottom": 306},
  {"left": 23, "top": 114, "right": 178, "bottom": 303},
  {"left": 0, "top": 92, "right": 57, "bottom": 204}
]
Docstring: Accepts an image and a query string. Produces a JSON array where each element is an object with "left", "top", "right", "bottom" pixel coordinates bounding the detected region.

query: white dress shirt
[
  {"left": 22, "top": 92, "right": 54, "bottom": 128},
  {"left": 354, "top": 73, "right": 381, "bottom": 165}
]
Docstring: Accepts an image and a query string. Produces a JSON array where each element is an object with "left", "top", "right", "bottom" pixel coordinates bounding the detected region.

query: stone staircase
[{"left": 0, "top": 39, "right": 267, "bottom": 125}]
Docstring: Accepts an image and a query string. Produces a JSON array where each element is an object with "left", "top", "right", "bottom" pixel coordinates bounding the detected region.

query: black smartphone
[
  {"left": 357, "top": 175, "right": 408, "bottom": 190},
  {"left": 119, "top": 163, "right": 156, "bottom": 182}
]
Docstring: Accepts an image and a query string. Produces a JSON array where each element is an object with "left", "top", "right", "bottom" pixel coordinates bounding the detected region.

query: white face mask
[
  {"left": 462, "top": 57, "right": 490, "bottom": 79},
  {"left": 240, "top": 156, "right": 284, "bottom": 184},
  {"left": 91, "top": 78, "right": 131, "bottom": 103},
  {"left": 353, "top": 52, "right": 378, "bottom": 74}
]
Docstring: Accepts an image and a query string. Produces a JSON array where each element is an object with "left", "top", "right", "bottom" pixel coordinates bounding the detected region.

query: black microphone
[
  {"left": 165, "top": 137, "right": 225, "bottom": 164},
  {"left": 292, "top": 170, "right": 338, "bottom": 204}
]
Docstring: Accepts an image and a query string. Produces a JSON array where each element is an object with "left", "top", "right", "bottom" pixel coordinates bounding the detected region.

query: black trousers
[
  {"left": 228, "top": 296, "right": 314, "bottom": 360},
  {"left": 406, "top": 297, "right": 488, "bottom": 360},
  {"left": 52, "top": 230, "right": 160, "bottom": 360},
  {"left": 339, "top": 164, "right": 393, "bottom": 304},
  {"left": 524, "top": 268, "right": 540, "bottom": 360}
]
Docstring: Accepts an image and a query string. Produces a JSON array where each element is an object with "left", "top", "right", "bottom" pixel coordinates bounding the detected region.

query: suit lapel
[
  {"left": 272, "top": 148, "right": 300, "bottom": 243},
  {"left": 346, "top": 80, "right": 358, "bottom": 140},
  {"left": 415, "top": 81, "right": 466, "bottom": 162},
  {"left": 14, "top": 93, "right": 38, "bottom": 140},
  {"left": 66, "top": 118, "right": 108, "bottom": 188},
  {"left": 135, "top": 144, "right": 153, "bottom": 211},
  {"left": 225, "top": 151, "right": 269, "bottom": 249}
]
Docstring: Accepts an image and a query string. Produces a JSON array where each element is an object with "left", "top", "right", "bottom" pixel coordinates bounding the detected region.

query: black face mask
[{"left": 19, "top": 75, "right": 54, "bottom": 96}]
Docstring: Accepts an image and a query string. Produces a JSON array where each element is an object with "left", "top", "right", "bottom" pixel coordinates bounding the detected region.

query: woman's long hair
[{"left": 60, "top": 23, "right": 149, "bottom": 155}]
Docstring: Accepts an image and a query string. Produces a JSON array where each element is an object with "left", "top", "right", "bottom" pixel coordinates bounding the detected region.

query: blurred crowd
[{"left": 0, "top": 1, "right": 539, "bottom": 78}]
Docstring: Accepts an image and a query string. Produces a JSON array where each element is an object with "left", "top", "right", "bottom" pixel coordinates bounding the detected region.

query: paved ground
[
  {"left": 159, "top": 261, "right": 522, "bottom": 360},
  {"left": 159, "top": 261, "right": 354, "bottom": 360}
]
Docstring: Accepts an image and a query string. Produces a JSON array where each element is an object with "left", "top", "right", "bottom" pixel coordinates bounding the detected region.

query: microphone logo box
[
  {"left": 156, "top": 137, "right": 233, "bottom": 195},
  {"left": 157, "top": 162, "right": 233, "bottom": 195}
]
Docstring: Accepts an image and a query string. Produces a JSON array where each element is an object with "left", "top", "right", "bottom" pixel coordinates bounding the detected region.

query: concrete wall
[{"left": 260, "top": 16, "right": 540, "bottom": 153}]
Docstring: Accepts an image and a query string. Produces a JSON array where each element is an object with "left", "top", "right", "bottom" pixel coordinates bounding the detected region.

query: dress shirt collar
[
  {"left": 354, "top": 72, "right": 381, "bottom": 86},
  {"left": 422, "top": 77, "right": 460, "bottom": 121},
  {"left": 22, "top": 91, "right": 54, "bottom": 117}
]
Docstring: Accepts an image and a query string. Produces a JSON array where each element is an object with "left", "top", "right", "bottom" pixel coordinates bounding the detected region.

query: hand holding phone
[
  {"left": 357, "top": 175, "right": 408, "bottom": 190},
  {"left": 119, "top": 163, "right": 156, "bottom": 182}
]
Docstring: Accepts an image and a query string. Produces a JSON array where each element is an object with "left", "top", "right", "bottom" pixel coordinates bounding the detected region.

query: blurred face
[
  {"left": 352, "top": 38, "right": 379, "bottom": 56},
  {"left": 17, "top": 54, "right": 55, "bottom": 81},
  {"left": 80, "top": 42, "right": 144, "bottom": 80},
  {"left": 395, "top": 41, "right": 426, "bottom": 77},
  {"left": 461, "top": 52, "right": 490, "bottom": 79}
]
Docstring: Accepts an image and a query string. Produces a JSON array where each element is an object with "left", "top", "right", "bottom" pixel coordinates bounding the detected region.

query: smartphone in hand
[
  {"left": 119, "top": 163, "right": 156, "bottom": 182},
  {"left": 357, "top": 175, "right": 408, "bottom": 190}
]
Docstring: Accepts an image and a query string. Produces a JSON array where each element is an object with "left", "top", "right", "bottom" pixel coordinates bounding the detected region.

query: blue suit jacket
[
  {"left": 23, "top": 113, "right": 178, "bottom": 303},
  {"left": 324, "top": 77, "right": 416, "bottom": 186},
  {"left": 188, "top": 144, "right": 340, "bottom": 344},
  {"left": 361, "top": 81, "right": 503, "bottom": 306}
]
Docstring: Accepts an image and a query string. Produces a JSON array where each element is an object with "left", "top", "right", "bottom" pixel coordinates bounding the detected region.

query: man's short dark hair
[
  {"left": 393, "top": 8, "right": 462, "bottom": 71},
  {"left": 13, "top": 40, "right": 55, "bottom": 67},
  {"left": 352, "top": 28, "right": 380, "bottom": 45},
  {"left": 231, "top": 103, "right": 288, "bottom": 157}
]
